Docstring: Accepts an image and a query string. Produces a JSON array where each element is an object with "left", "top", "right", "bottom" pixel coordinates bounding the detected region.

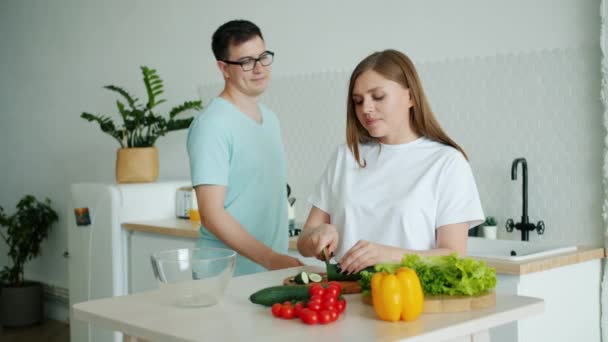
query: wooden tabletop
[{"left": 73, "top": 266, "right": 544, "bottom": 342}]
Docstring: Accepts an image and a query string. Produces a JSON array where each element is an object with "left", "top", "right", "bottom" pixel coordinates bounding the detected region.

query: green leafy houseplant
[
  {"left": 81, "top": 66, "right": 203, "bottom": 147},
  {"left": 0, "top": 195, "right": 58, "bottom": 287}
]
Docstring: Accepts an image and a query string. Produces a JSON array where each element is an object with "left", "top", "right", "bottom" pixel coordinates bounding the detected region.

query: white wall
[{"left": 0, "top": 0, "right": 601, "bottom": 293}]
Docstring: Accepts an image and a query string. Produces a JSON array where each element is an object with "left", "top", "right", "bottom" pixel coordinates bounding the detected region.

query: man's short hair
[{"left": 212, "top": 20, "right": 264, "bottom": 61}]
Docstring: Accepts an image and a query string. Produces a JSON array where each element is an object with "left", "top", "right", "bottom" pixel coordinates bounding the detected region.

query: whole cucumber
[
  {"left": 326, "top": 263, "right": 375, "bottom": 281},
  {"left": 249, "top": 285, "right": 310, "bottom": 306}
]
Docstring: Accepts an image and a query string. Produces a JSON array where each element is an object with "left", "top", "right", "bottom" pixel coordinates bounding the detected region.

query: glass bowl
[{"left": 150, "top": 247, "right": 236, "bottom": 307}]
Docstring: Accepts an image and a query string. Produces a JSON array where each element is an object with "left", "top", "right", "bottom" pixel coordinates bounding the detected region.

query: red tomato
[
  {"left": 318, "top": 310, "right": 332, "bottom": 324},
  {"left": 307, "top": 301, "right": 322, "bottom": 312},
  {"left": 271, "top": 303, "right": 282, "bottom": 317},
  {"left": 322, "top": 293, "right": 337, "bottom": 305},
  {"left": 322, "top": 302, "right": 336, "bottom": 312},
  {"left": 283, "top": 301, "right": 292, "bottom": 307},
  {"left": 327, "top": 281, "right": 342, "bottom": 291},
  {"left": 294, "top": 302, "right": 304, "bottom": 318},
  {"left": 308, "top": 296, "right": 323, "bottom": 304},
  {"left": 325, "top": 286, "right": 340, "bottom": 299},
  {"left": 280, "top": 305, "right": 295, "bottom": 319},
  {"left": 336, "top": 299, "right": 346, "bottom": 313},
  {"left": 309, "top": 284, "right": 325, "bottom": 297},
  {"left": 328, "top": 309, "right": 339, "bottom": 322},
  {"left": 309, "top": 294, "right": 323, "bottom": 303},
  {"left": 300, "top": 309, "right": 319, "bottom": 325}
]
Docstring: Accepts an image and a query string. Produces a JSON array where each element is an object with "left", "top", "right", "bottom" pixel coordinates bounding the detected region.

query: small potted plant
[
  {"left": 81, "top": 66, "right": 203, "bottom": 183},
  {"left": 0, "top": 195, "right": 58, "bottom": 327},
  {"left": 481, "top": 216, "right": 498, "bottom": 239}
]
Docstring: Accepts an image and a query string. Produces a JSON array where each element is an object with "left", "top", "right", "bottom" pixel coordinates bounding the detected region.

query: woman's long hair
[{"left": 346, "top": 49, "right": 467, "bottom": 167}]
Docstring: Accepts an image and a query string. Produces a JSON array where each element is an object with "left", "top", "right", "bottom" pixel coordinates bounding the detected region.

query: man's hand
[
  {"left": 297, "top": 223, "right": 339, "bottom": 259},
  {"left": 266, "top": 253, "right": 304, "bottom": 270}
]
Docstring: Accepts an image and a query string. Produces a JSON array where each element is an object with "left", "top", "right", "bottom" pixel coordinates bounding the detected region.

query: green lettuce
[{"left": 358, "top": 254, "right": 496, "bottom": 296}]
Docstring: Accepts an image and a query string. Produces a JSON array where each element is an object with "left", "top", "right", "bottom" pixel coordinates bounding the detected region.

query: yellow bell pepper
[
  {"left": 396, "top": 267, "right": 424, "bottom": 321},
  {"left": 371, "top": 267, "right": 424, "bottom": 322},
  {"left": 371, "top": 272, "right": 402, "bottom": 321}
]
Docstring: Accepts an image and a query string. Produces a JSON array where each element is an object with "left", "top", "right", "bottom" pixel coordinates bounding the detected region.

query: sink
[{"left": 466, "top": 237, "right": 577, "bottom": 261}]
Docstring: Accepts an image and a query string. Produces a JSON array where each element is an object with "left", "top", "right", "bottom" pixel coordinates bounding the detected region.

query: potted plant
[
  {"left": 81, "top": 66, "right": 203, "bottom": 183},
  {"left": 481, "top": 216, "right": 498, "bottom": 239},
  {"left": 0, "top": 195, "right": 58, "bottom": 327}
]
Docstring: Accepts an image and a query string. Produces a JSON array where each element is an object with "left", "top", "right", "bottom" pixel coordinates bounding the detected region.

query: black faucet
[{"left": 506, "top": 158, "right": 545, "bottom": 241}]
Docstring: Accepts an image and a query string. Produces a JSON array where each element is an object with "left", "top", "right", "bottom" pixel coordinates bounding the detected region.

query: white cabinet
[
  {"left": 490, "top": 259, "right": 601, "bottom": 342},
  {"left": 128, "top": 230, "right": 196, "bottom": 293}
]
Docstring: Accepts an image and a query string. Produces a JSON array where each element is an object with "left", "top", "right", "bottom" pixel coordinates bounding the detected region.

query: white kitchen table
[{"left": 73, "top": 266, "right": 543, "bottom": 342}]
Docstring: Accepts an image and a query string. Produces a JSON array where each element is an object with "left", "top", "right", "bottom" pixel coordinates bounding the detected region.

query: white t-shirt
[{"left": 308, "top": 137, "right": 484, "bottom": 259}]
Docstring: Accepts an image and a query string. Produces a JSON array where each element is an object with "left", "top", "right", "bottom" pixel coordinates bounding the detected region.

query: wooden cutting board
[
  {"left": 361, "top": 291, "right": 496, "bottom": 313},
  {"left": 283, "top": 273, "right": 361, "bottom": 294}
]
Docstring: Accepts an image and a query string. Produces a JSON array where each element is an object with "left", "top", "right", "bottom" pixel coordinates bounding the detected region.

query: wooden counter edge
[
  {"left": 477, "top": 246, "right": 605, "bottom": 275},
  {"left": 122, "top": 221, "right": 200, "bottom": 239}
]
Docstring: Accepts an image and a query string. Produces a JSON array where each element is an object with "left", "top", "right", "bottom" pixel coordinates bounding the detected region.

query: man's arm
[{"left": 195, "top": 184, "right": 302, "bottom": 270}]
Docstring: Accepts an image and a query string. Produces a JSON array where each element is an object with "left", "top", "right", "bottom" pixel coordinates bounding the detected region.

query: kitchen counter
[
  {"left": 122, "top": 218, "right": 604, "bottom": 275},
  {"left": 123, "top": 218, "right": 299, "bottom": 249},
  {"left": 472, "top": 245, "right": 604, "bottom": 275},
  {"left": 73, "top": 266, "right": 543, "bottom": 342}
]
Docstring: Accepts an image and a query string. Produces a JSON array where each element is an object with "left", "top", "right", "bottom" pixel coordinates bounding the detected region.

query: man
[{"left": 187, "top": 20, "right": 302, "bottom": 276}]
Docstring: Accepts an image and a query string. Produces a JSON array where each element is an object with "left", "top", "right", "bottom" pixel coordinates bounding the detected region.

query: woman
[{"left": 297, "top": 49, "right": 484, "bottom": 275}]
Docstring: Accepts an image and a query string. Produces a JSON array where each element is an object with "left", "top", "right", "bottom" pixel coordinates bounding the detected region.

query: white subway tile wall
[{"left": 198, "top": 47, "right": 603, "bottom": 246}]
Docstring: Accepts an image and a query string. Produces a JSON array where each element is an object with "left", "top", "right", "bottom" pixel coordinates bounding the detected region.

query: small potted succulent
[
  {"left": 81, "top": 66, "right": 203, "bottom": 183},
  {"left": 0, "top": 195, "right": 58, "bottom": 327},
  {"left": 481, "top": 216, "right": 498, "bottom": 239}
]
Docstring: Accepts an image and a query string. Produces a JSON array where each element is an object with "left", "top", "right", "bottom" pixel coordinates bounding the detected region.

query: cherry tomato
[
  {"left": 280, "top": 305, "right": 295, "bottom": 319},
  {"left": 325, "top": 286, "right": 340, "bottom": 299},
  {"left": 328, "top": 308, "right": 339, "bottom": 322},
  {"left": 271, "top": 303, "right": 282, "bottom": 317},
  {"left": 336, "top": 299, "right": 346, "bottom": 313},
  {"left": 309, "top": 284, "right": 325, "bottom": 297},
  {"left": 327, "top": 281, "right": 342, "bottom": 292},
  {"left": 307, "top": 301, "right": 322, "bottom": 312},
  {"left": 322, "top": 302, "right": 336, "bottom": 311},
  {"left": 308, "top": 296, "right": 323, "bottom": 304},
  {"left": 283, "top": 301, "right": 292, "bottom": 307},
  {"left": 322, "top": 293, "right": 337, "bottom": 305},
  {"left": 294, "top": 302, "right": 304, "bottom": 318},
  {"left": 318, "top": 310, "right": 332, "bottom": 324},
  {"left": 300, "top": 309, "right": 319, "bottom": 325}
]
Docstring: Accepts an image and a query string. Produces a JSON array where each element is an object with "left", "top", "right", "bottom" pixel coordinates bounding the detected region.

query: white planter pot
[{"left": 482, "top": 226, "right": 497, "bottom": 239}]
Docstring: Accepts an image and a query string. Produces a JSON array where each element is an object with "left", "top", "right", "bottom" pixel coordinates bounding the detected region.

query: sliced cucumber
[
  {"left": 294, "top": 271, "right": 309, "bottom": 285},
  {"left": 308, "top": 273, "right": 322, "bottom": 283}
]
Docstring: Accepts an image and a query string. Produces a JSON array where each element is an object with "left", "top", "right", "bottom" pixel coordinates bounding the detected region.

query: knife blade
[{"left": 321, "top": 248, "right": 331, "bottom": 269}]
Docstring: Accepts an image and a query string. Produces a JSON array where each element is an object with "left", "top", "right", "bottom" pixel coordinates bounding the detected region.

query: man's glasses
[{"left": 221, "top": 51, "right": 274, "bottom": 71}]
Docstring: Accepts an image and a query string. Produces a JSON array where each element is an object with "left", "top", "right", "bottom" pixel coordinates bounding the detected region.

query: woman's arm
[
  {"left": 297, "top": 206, "right": 338, "bottom": 259},
  {"left": 338, "top": 223, "right": 470, "bottom": 274}
]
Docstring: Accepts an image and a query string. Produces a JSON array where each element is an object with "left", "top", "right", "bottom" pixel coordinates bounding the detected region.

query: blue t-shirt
[{"left": 186, "top": 97, "right": 288, "bottom": 276}]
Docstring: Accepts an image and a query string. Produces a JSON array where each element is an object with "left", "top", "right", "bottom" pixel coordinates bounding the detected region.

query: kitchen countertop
[
  {"left": 73, "top": 265, "right": 544, "bottom": 342},
  {"left": 123, "top": 218, "right": 299, "bottom": 249},
  {"left": 122, "top": 218, "right": 605, "bottom": 276}
]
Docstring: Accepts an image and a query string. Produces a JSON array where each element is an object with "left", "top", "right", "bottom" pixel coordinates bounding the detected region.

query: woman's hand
[
  {"left": 338, "top": 240, "right": 402, "bottom": 274},
  {"left": 297, "top": 223, "right": 339, "bottom": 260}
]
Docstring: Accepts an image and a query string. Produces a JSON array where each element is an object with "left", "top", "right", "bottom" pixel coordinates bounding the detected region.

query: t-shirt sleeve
[
  {"left": 436, "top": 153, "right": 485, "bottom": 229},
  {"left": 187, "top": 117, "right": 230, "bottom": 187},
  {"left": 307, "top": 147, "right": 340, "bottom": 214}
]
